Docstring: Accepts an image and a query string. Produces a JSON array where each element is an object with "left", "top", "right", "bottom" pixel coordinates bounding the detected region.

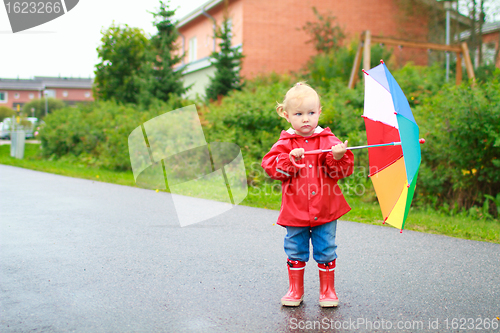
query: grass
[
  {"left": 0, "top": 144, "right": 136, "bottom": 186},
  {"left": 2, "top": 143, "right": 499, "bottom": 244}
]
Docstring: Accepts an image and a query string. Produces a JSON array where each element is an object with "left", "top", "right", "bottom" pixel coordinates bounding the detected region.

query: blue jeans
[{"left": 284, "top": 220, "right": 338, "bottom": 264}]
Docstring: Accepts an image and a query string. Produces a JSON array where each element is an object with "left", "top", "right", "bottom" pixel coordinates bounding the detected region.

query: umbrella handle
[
  {"left": 290, "top": 139, "right": 426, "bottom": 168},
  {"left": 304, "top": 149, "right": 326, "bottom": 155}
]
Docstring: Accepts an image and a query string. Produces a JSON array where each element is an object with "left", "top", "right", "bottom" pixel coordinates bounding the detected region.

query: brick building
[
  {"left": 0, "top": 77, "right": 93, "bottom": 110},
  {"left": 175, "top": 0, "right": 453, "bottom": 98}
]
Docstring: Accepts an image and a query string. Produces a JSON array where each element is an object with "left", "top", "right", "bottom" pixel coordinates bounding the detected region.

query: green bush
[
  {"left": 40, "top": 96, "right": 194, "bottom": 170},
  {"left": 415, "top": 77, "right": 500, "bottom": 216},
  {"left": 392, "top": 63, "right": 446, "bottom": 108},
  {"left": 0, "top": 106, "right": 15, "bottom": 122},
  {"left": 22, "top": 98, "right": 66, "bottom": 119},
  {"left": 472, "top": 64, "right": 499, "bottom": 84}
]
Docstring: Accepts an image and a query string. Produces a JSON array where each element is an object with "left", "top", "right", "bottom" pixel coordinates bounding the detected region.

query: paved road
[{"left": 1, "top": 165, "right": 499, "bottom": 332}]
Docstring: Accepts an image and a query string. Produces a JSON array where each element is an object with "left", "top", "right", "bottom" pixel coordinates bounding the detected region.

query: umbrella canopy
[{"left": 363, "top": 62, "right": 421, "bottom": 230}]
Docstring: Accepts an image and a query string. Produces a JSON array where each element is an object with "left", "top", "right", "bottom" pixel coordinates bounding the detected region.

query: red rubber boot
[
  {"left": 281, "top": 259, "right": 306, "bottom": 306},
  {"left": 318, "top": 260, "right": 339, "bottom": 307}
]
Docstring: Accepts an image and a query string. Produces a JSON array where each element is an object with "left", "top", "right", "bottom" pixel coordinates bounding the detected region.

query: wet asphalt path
[{"left": 1, "top": 164, "right": 499, "bottom": 333}]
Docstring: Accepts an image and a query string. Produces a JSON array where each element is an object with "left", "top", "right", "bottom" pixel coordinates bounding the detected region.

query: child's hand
[
  {"left": 289, "top": 148, "right": 305, "bottom": 163},
  {"left": 331, "top": 140, "right": 348, "bottom": 160}
]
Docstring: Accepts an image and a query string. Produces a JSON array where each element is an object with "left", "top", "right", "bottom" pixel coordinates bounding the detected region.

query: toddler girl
[{"left": 261, "top": 82, "right": 354, "bottom": 307}]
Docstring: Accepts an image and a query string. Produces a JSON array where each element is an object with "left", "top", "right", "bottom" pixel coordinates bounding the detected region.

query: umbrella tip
[
  {"left": 380, "top": 59, "right": 384, "bottom": 64},
  {"left": 419, "top": 138, "right": 426, "bottom": 144},
  {"left": 400, "top": 229, "right": 403, "bottom": 233},
  {"left": 362, "top": 69, "right": 369, "bottom": 76},
  {"left": 383, "top": 217, "right": 387, "bottom": 224}
]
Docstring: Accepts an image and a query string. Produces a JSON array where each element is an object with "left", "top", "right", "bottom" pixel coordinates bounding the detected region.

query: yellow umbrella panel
[{"left": 370, "top": 157, "right": 409, "bottom": 230}]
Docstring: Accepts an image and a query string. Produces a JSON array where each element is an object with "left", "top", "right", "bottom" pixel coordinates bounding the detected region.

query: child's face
[{"left": 284, "top": 94, "right": 321, "bottom": 137}]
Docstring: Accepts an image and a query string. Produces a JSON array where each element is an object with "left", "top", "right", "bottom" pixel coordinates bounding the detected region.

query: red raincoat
[{"left": 261, "top": 127, "right": 354, "bottom": 227}]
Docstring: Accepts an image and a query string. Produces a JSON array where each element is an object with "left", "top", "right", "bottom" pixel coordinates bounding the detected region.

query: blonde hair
[{"left": 276, "top": 82, "right": 321, "bottom": 118}]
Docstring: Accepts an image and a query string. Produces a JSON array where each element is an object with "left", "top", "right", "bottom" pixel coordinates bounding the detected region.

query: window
[
  {"left": 483, "top": 42, "right": 496, "bottom": 65},
  {"left": 84, "top": 92, "right": 91, "bottom": 98},
  {"left": 189, "top": 37, "right": 197, "bottom": 63},
  {"left": 0, "top": 92, "right": 7, "bottom": 103},
  {"left": 14, "top": 93, "right": 20, "bottom": 99},
  {"left": 62, "top": 91, "right": 68, "bottom": 97},
  {"left": 44, "top": 89, "right": 56, "bottom": 98},
  {"left": 29, "top": 93, "right": 34, "bottom": 99}
]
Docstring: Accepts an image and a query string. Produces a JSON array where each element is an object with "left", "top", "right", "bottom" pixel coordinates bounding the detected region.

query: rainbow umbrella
[{"left": 362, "top": 61, "right": 422, "bottom": 231}]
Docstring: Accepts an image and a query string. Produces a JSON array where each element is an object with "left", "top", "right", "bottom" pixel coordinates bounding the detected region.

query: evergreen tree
[
  {"left": 205, "top": 16, "right": 244, "bottom": 101},
  {"left": 139, "top": 1, "right": 186, "bottom": 105}
]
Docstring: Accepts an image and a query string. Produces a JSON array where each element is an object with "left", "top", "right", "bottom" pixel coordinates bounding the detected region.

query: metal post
[{"left": 445, "top": 2, "right": 451, "bottom": 82}]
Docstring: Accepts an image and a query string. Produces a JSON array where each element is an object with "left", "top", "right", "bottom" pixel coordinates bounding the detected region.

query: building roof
[
  {"left": 0, "top": 77, "right": 93, "bottom": 90},
  {"left": 176, "top": 0, "right": 224, "bottom": 28},
  {"left": 0, "top": 79, "right": 43, "bottom": 91},
  {"left": 460, "top": 21, "right": 500, "bottom": 40}
]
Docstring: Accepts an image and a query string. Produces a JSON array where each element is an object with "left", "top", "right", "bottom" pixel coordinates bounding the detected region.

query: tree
[
  {"left": 301, "top": 7, "right": 346, "bottom": 53},
  {"left": 94, "top": 24, "right": 148, "bottom": 104},
  {"left": 21, "top": 98, "right": 65, "bottom": 119},
  {"left": 457, "top": 0, "right": 500, "bottom": 67},
  {"left": 138, "top": 1, "right": 186, "bottom": 105},
  {"left": 205, "top": 14, "right": 244, "bottom": 101}
]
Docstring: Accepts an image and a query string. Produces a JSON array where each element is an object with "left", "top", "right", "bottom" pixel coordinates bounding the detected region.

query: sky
[{"left": 0, "top": 0, "right": 208, "bottom": 79}]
